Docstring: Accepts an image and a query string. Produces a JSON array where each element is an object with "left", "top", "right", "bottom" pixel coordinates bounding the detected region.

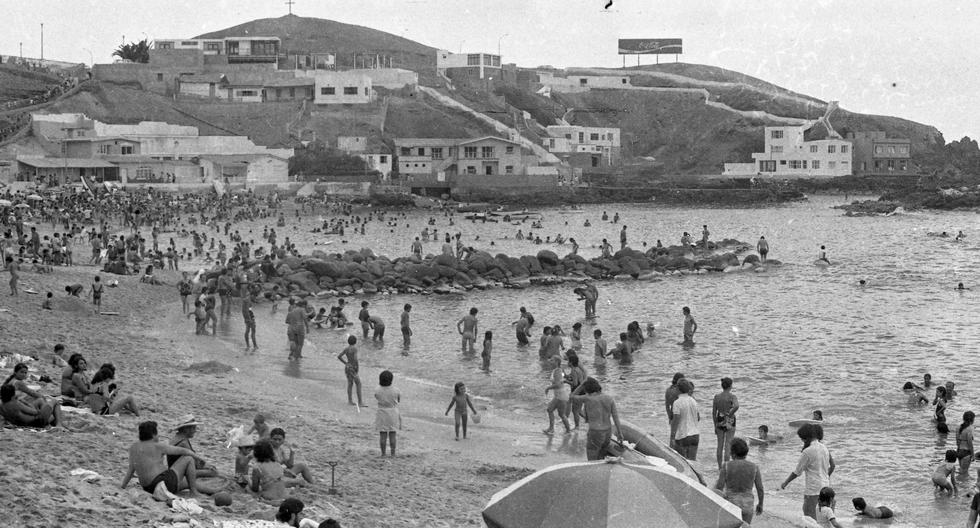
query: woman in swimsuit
[
  {"left": 61, "top": 354, "right": 92, "bottom": 401},
  {"left": 251, "top": 439, "right": 287, "bottom": 500},
  {"left": 87, "top": 364, "right": 140, "bottom": 416}
]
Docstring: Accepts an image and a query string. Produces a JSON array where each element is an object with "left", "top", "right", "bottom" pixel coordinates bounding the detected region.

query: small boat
[{"left": 618, "top": 419, "right": 705, "bottom": 485}]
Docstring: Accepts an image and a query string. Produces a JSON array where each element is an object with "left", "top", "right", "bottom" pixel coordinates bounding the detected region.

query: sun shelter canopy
[{"left": 18, "top": 158, "right": 116, "bottom": 169}]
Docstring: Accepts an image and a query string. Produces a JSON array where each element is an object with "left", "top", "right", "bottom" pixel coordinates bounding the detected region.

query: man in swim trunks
[
  {"left": 120, "top": 420, "right": 205, "bottom": 500},
  {"left": 570, "top": 378, "right": 623, "bottom": 460},
  {"left": 756, "top": 236, "right": 769, "bottom": 262},
  {"left": 457, "top": 307, "right": 479, "bottom": 353},
  {"left": 358, "top": 301, "right": 371, "bottom": 340},
  {"left": 285, "top": 300, "right": 308, "bottom": 360},
  {"left": 682, "top": 306, "right": 697, "bottom": 345}
]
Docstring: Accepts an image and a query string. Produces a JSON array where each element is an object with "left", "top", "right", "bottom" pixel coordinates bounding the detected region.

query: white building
[
  {"left": 723, "top": 125, "right": 852, "bottom": 178},
  {"left": 543, "top": 125, "right": 621, "bottom": 163},
  {"left": 537, "top": 72, "right": 632, "bottom": 94},
  {"left": 296, "top": 71, "right": 374, "bottom": 104},
  {"left": 337, "top": 136, "right": 392, "bottom": 180},
  {"left": 436, "top": 50, "right": 500, "bottom": 80}
]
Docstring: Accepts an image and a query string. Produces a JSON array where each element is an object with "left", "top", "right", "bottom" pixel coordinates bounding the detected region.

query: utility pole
[{"left": 40, "top": 23, "right": 44, "bottom": 60}]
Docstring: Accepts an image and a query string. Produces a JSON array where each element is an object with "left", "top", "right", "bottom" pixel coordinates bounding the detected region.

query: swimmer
[
  {"left": 811, "top": 410, "right": 823, "bottom": 421},
  {"left": 817, "top": 245, "right": 830, "bottom": 264},
  {"left": 852, "top": 497, "right": 894, "bottom": 518},
  {"left": 756, "top": 425, "right": 782, "bottom": 443},
  {"left": 858, "top": 279, "right": 866, "bottom": 286},
  {"left": 957, "top": 283, "right": 969, "bottom": 291}
]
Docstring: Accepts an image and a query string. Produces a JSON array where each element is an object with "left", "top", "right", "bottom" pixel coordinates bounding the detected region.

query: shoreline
[{"left": 0, "top": 262, "right": 807, "bottom": 527}]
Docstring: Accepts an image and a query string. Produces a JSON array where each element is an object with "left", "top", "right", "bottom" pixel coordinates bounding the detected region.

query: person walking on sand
[
  {"left": 570, "top": 377, "right": 623, "bottom": 460},
  {"left": 5, "top": 255, "right": 19, "bottom": 297},
  {"left": 120, "top": 420, "right": 206, "bottom": 501},
  {"left": 757, "top": 236, "right": 769, "bottom": 262},
  {"left": 376, "top": 370, "right": 401, "bottom": 456},
  {"left": 543, "top": 355, "right": 571, "bottom": 435},
  {"left": 285, "top": 299, "right": 308, "bottom": 360},
  {"left": 701, "top": 225, "right": 710, "bottom": 249},
  {"left": 682, "top": 306, "right": 697, "bottom": 345},
  {"left": 242, "top": 296, "right": 257, "bottom": 350},
  {"left": 177, "top": 272, "right": 192, "bottom": 314},
  {"left": 620, "top": 225, "right": 628, "bottom": 249},
  {"left": 90, "top": 275, "right": 104, "bottom": 314},
  {"left": 712, "top": 377, "right": 739, "bottom": 469},
  {"left": 338, "top": 336, "right": 364, "bottom": 407},
  {"left": 445, "top": 381, "right": 478, "bottom": 440},
  {"left": 457, "top": 307, "right": 479, "bottom": 353}
]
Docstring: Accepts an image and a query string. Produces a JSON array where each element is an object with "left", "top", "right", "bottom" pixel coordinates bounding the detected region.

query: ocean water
[{"left": 192, "top": 195, "right": 980, "bottom": 527}]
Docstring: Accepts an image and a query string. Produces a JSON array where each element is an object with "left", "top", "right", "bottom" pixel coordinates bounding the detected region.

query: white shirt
[
  {"left": 672, "top": 393, "right": 700, "bottom": 439},
  {"left": 794, "top": 441, "right": 832, "bottom": 495}
]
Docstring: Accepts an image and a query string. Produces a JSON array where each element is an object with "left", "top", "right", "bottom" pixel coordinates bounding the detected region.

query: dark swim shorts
[{"left": 142, "top": 468, "right": 178, "bottom": 494}]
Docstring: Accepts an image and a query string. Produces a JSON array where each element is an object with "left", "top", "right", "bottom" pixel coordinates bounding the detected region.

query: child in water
[
  {"left": 481, "top": 331, "right": 492, "bottom": 370},
  {"left": 445, "top": 382, "right": 478, "bottom": 440},
  {"left": 593, "top": 329, "right": 607, "bottom": 367},
  {"left": 932, "top": 450, "right": 958, "bottom": 495},
  {"left": 569, "top": 323, "right": 582, "bottom": 351},
  {"left": 756, "top": 425, "right": 783, "bottom": 444},
  {"left": 815, "top": 487, "right": 843, "bottom": 527},
  {"left": 852, "top": 497, "right": 894, "bottom": 519}
]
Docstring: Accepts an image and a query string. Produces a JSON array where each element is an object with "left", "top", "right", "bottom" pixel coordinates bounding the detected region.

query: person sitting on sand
[
  {"left": 3, "top": 362, "right": 54, "bottom": 411},
  {"left": 247, "top": 413, "right": 271, "bottom": 439},
  {"left": 274, "top": 497, "right": 319, "bottom": 528},
  {"left": 120, "top": 420, "right": 206, "bottom": 501},
  {"left": 169, "top": 415, "right": 218, "bottom": 479},
  {"left": 270, "top": 427, "right": 315, "bottom": 483},
  {"left": 250, "top": 438, "right": 305, "bottom": 501},
  {"left": 85, "top": 363, "right": 140, "bottom": 415},
  {"left": 0, "top": 384, "right": 65, "bottom": 429},
  {"left": 61, "top": 353, "right": 92, "bottom": 401},
  {"left": 851, "top": 497, "right": 894, "bottom": 519}
]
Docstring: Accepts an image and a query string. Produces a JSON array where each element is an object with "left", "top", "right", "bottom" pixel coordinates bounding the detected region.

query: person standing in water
[
  {"left": 757, "top": 236, "right": 769, "bottom": 262},
  {"left": 457, "top": 307, "right": 479, "bottom": 353},
  {"left": 682, "top": 307, "right": 697, "bottom": 345},
  {"left": 817, "top": 246, "right": 830, "bottom": 264}
]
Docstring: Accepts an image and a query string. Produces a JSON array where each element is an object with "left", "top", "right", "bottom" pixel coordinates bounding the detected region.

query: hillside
[
  {"left": 0, "top": 65, "right": 63, "bottom": 104},
  {"left": 195, "top": 15, "right": 439, "bottom": 83}
]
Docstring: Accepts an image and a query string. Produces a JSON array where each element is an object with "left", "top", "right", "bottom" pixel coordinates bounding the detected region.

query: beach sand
[{"left": 0, "top": 262, "right": 804, "bottom": 527}]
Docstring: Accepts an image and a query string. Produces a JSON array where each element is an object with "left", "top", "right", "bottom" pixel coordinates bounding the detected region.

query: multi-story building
[
  {"left": 723, "top": 125, "right": 852, "bottom": 178},
  {"left": 536, "top": 71, "right": 632, "bottom": 94},
  {"left": 436, "top": 50, "right": 504, "bottom": 89},
  {"left": 847, "top": 131, "right": 913, "bottom": 176},
  {"left": 542, "top": 125, "right": 621, "bottom": 171},
  {"left": 296, "top": 70, "right": 374, "bottom": 104},
  {"left": 153, "top": 37, "right": 281, "bottom": 65},
  {"left": 394, "top": 136, "right": 556, "bottom": 194}
]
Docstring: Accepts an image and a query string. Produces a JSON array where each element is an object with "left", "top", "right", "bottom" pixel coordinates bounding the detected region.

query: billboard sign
[{"left": 618, "top": 38, "right": 683, "bottom": 55}]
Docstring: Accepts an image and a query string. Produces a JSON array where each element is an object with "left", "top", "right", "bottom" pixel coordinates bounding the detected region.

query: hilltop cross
[{"left": 285, "top": 0, "right": 295, "bottom": 14}]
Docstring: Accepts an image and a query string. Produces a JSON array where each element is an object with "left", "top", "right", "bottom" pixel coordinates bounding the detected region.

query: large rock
[
  {"left": 742, "top": 254, "right": 761, "bottom": 265},
  {"left": 283, "top": 256, "right": 303, "bottom": 270},
  {"left": 434, "top": 253, "right": 458, "bottom": 268},
  {"left": 520, "top": 255, "right": 543, "bottom": 275},
  {"left": 537, "top": 250, "right": 560, "bottom": 267}
]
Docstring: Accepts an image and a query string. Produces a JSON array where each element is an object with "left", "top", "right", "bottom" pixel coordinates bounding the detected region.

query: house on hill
[
  {"left": 13, "top": 113, "right": 293, "bottom": 187},
  {"left": 847, "top": 131, "right": 913, "bottom": 176},
  {"left": 723, "top": 125, "right": 852, "bottom": 178},
  {"left": 542, "top": 125, "right": 621, "bottom": 172},
  {"left": 337, "top": 136, "right": 392, "bottom": 180},
  {"left": 394, "top": 136, "right": 557, "bottom": 195}
]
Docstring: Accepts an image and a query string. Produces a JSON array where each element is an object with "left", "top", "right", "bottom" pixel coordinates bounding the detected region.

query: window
[
  {"left": 226, "top": 42, "right": 239, "bottom": 55},
  {"left": 771, "top": 145, "right": 783, "bottom": 153},
  {"left": 887, "top": 146, "right": 895, "bottom": 154},
  {"left": 505, "top": 165, "right": 514, "bottom": 174},
  {"left": 289, "top": 88, "right": 295, "bottom": 98},
  {"left": 205, "top": 42, "right": 221, "bottom": 52},
  {"left": 432, "top": 148, "right": 443, "bottom": 159},
  {"left": 827, "top": 145, "right": 836, "bottom": 154},
  {"left": 548, "top": 139, "right": 555, "bottom": 148},
  {"left": 157, "top": 73, "right": 164, "bottom": 81},
  {"left": 491, "top": 55, "right": 500, "bottom": 67},
  {"left": 608, "top": 133, "right": 615, "bottom": 142},
  {"left": 136, "top": 166, "right": 152, "bottom": 180},
  {"left": 485, "top": 165, "right": 494, "bottom": 175},
  {"left": 579, "top": 78, "right": 588, "bottom": 85},
  {"left": 899, "top": 145, "right": 909, "bottom": 155},
  {"left": 841, "top": 145, "right": 849, "bottom": 154},
  {"left": 565, "top": 134, "right": 572, "bottom": 140},
  {"left": 181, "top": 41, "right": 198, "bottom": 46},
  {"left": 592, "top": 156, "right": 599, "bottom": 167},
  {"left": 861, "top": 162, "right": 867, "bottom": 171},
  {"left": 874, "top": 160, "right": 882, "bottom": 170},
  {"left": 321, "top": 87, "right": 335, "bottom": 95},
  {"left": 343, "top": 87, "right": 359, "bottom": 95},
  {"left": 276, "top": 89, "right": 282, "bottom": 98},
  {"left": 803, "top": 160, "right": 808, "bottom": 169},
  {"left": 481, "top": 146, "right": 494, "bottom": 158},
  {"left": 251, "top": 41, "right": 277, "bottom": 56},
  {"left": 887, "top": 160, "right": 895, "bottom": 170},
  {"left": 121, "top": 146, "right": 134, "bottom": 155},
  {"left": 417, "top": 148, "right": 426, "bottom": 156},
  {"left": 578, "top": 132, "right": 584, "bottom": 142},
  {"left": 789, "top": 160, "right": 802, "bottom": 169},
  {"left": 779, "top": 160, "right": 787, "bottom": 165},
  {"left": 379, "top": 156, "right": 387, "bottom": 163},
  {"left": 238, "top": 90, "right": 257, "bottom": 97},
  {"left": 621, "top": 78, "right": 627, "bottom": 84},
  {"left": 98, "top": 144, "right": 110, "bottom": 154},
  {"left": 899, "top": 160, "right": 908, "bottom": 171},
  {"left": 771, "top": 130, "right": 784, "bottom": 139},
  {"left": 506, "top": 146, "right": 514, "bottom": 154},
  {"left": 467, "top": 54, "right": 481, "bottom": 66},
  {"left": 590, "top": 133, "right": 600, "bottom": 141},
  {"left": 759, "top": 160, "right": 776, "bottom": 172},
  {"left": 810, "top": 145, "right": 818, "bottom": 153},
  {"left": 828, "top": 161, "right": 836, "bottom": 169},
  {"left": 875, "top": 146, "right": 884, "bottom": 155},
  {"left": 157, "top": 42, "right": 173, "bottom": 50},
  {"left": 466, "top": 166, "right": 477, "bottom": 174},
  {"left": 812, "top": 160, "right": 820, "bottom": 169},
  {"left": 464, "top": 147, "right": 477, "bottom": 159},
  {"left": 400, "top": 147, "right": 410, "bottom": 156}
]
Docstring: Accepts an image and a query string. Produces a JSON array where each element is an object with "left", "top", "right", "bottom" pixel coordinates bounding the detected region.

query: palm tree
[{"left": 112, "top": 39, "right": 151, "bottom": 63}]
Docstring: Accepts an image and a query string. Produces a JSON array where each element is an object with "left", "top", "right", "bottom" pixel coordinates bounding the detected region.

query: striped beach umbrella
[{"left": 482, "top": 460, "right": 743, "bottom": 528}]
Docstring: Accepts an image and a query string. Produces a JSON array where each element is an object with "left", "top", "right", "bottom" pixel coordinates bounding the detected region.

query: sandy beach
[{"left": 0, "top": 252, "right": 812, "bottom": 528}]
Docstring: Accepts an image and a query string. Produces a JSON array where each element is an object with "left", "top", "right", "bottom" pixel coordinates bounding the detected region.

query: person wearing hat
[
  {"left": 120, "top": 420, "right": 206, "bottom": 500},
  {"left": 169, "top": 415, "right": 219, "bottom": 482},
  {"left": 232, "top": 434, "right": 258, "bottom": 488}
]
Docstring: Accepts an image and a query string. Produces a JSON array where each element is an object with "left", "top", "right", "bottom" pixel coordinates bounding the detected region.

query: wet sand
[{"left": 0, "top": 252, "right": 806, "bottom": 527}]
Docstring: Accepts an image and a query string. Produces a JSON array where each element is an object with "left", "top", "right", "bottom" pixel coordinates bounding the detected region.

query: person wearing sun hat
[
  {"left": 169, "top": 415, "right": 219, "bottom": 482},
  {"left": 231, "top": 432, "right": 259, "bottom": 488}
]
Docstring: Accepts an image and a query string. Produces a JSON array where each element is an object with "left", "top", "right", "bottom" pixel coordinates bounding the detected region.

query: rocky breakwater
[{"left": 244, "top": 239, "right": 777, "bottom": 298}]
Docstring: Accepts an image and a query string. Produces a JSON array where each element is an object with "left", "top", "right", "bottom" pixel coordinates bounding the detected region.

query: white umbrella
[
  {"left": 26, "top": 194, "right": 43, "bottom": 200},
  {"left": 14, "top": 203, "right": 30, "bottom": 209},
  {"left": 0, "top": 199, "right": 11, "bottom": 207}
]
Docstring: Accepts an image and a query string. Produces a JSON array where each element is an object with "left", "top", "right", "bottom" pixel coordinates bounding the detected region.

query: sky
[{"left": 3, "top": 0, "right": 979, "bottom": 142}]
